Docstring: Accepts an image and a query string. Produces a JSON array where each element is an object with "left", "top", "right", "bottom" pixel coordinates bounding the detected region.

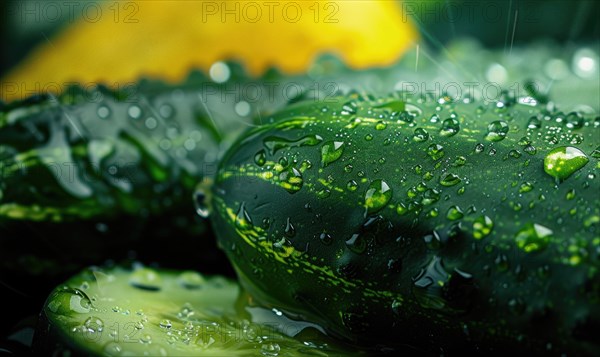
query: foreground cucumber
[
  {"left": 35, "top": 265, "right": 358, "bottom": 356},
  {"left": 211, "top": 93, "right": 600, "bottom": 354}
]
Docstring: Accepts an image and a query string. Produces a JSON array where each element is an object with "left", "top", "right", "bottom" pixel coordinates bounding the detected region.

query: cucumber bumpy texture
[{"left": 211, "top": 92, "right": 600, "bottom": 355}]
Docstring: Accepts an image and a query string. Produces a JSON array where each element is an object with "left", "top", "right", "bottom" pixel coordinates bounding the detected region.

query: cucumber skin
[{"left": 212, "top": 94, "right": 600, "bottom": 354}]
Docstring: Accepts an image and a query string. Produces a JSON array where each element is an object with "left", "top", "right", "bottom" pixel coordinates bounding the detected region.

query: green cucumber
[
  {"left": 34, "top": 265, "right": 359, "bottom": 356},
  {"left": 211, "top": 93, "right": 600, "bottom": 354}
]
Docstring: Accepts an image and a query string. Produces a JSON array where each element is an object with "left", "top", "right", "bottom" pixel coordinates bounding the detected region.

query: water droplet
[
  {"left": 345, "top": 234, "right": 366, "bottom": 254},
  {"left": 235, "top": 202, "right": 253, "bottom": 230},
  {"left": 145, "top": 117, "right": 158, "bottom": 130},
  {"left": 284, "top": 217, "right": 296, "bottom": 237},
  {"left": 261, "top": 342, "right": 281, "bottom": 356},
  {"left": 47, "top": 287, "right": 92, "bottom": 315},
  {"left": 427, "top": 144, "right": 445, "bottom": 160},
  {"left": 84, "top": 316, "right": 104, "bottom": 333},
  {"left": 565, "top": 112, "right": 584, "bottom": 129},
  {"left": 440, "top": 118, "right": 460, "bottom": 137},
  {"left": 209, "top": 61, "right": 230, "bottom": 83},
  {"left": 543, "top": 146, "right": 589, "bottom": 181},
  {"left": 527, "top": 116, "right": 542, "bottom": 129},
  {"left": 440, "top": 173, "right": 461, "bottom": 187},
  {"left": 590, "top": 146, "right": 600, "bottom": 158},
  {"left": 140, "top": 334, "right": 152, "bottom": 344},
  {"left": 413, "top": 128, "right": 429, "bottom": 142},
  {"left": 519, "top": 182, "right": 534, "bottom": 193},
  {"left": 423, "top": 231, "right": 442, "bottom": 249},
  {"left": 317, "top": 188, "right": 331, "bottom": 199},
  {"left": 364, "top": 179, "right": 392, "bottom": 214},
  {"left": 453, "top": 156, "right": 467, "bottom": 167},
  {"left": 474, "top": 143, "right": 485, "bottom": 153},
  {"left": 396, "top": 202, "right": 408, "bottom": 215},
  {"left": 421, "top": 188, "right": 440, "bottom": 205},
  {"left": 178, "top": 271, "right": 205, "bottom": 289},
  {"left": 485, "top": 120, "right": 509, "bottom": 142},
  {"left": 319, "top": 232, "right": 332, "bottom": 245},
  {"left": 128, "top": 105, "right": 142, "bottom": 119},
  {"left": 515, "top": 223, "right": 553, "bottom": 252},
  {"left": 412, "top": 256, "right": 449, "bottom": 310},
  {"left": 375, "top": 121, "right": 387, "bottom": 130},
  {"left": 97, "top": 105, "right": 111, "bottom": 119},
  {"left": 234, "top": 101, "right": 251, "bottom": 117},
  {"left": 341, "top": 101, "right": 358, "bottom": 115},
  {"left": 130, "top": 268, "right": 162, "bottom": 291},
  {"left": 364, "top": 133, "right": 373, "bottom": 141},
  {"left": 159, "top": 103, "right": 175, "bottom": 118},
  {"left": 279, "top": 167, "right": 303, "bottom": 193},
  {"left": 347, "top": 180, "right": 358, "bottom": 191},
  {"left": 473, "top": 215, "right": 494, "bottom": 239},
  {"left": 263, "top": 135, "right": 322, "bottom": 155},
  {"left": 446, "top": 206, "right": 464, "bottom": 221},
  {"left": 254, "top": 150, "right": 267, "bottom": 166},
  {"left": 321, "top": 141, "right": 344, "bottom": 167},
  {"left": 524, "top": 145, "right": 537, "bottom": 155},
  {"left": 509, "top": 150, "right": 522, "bottom": 158},
  {"left": 194, "top": 189, "right": 211, "bottom": 218}
]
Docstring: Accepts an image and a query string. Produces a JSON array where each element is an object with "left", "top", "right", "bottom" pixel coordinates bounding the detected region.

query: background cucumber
[
  {"left": 211, "top": 93, "right": 600, "bottom": 355},
  {"left": 34, "top": 264, "right": 359, "bottom": 356}
]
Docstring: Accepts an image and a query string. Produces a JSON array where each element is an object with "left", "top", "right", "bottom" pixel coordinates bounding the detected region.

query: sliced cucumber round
[{"left": 34, "top": 265, "right": 359, "bottom": 356}]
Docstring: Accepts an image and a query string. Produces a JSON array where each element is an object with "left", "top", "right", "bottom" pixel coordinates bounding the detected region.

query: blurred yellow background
[{"left": 1, "top": 0, "right": 417, "bottom": 102}]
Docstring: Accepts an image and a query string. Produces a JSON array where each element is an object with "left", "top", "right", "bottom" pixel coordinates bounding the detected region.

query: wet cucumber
[
  {"left": 34, "top": 265, "right": 358, "bottom": 356},
  {"left": 211, "top": 93, "right": 600, "bottom": 355}
]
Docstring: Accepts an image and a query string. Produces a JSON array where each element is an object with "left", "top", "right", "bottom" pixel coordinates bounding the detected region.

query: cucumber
[
  {"left": 0, "top": 84, "right": 229, "bottom": 338},
  {"left": 211, "top": 93, "right": 600, "bottom": 355},
  {"left": 34, "top": 265, "right": 359, "bottom": 356}
]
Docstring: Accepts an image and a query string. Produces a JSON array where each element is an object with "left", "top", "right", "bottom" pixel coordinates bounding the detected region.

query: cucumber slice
[{"left": 34, "top": 265, "right": 359, "bottom": 356}]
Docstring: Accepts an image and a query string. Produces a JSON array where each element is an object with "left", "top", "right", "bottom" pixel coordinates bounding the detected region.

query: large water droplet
[
  {"left": 194, "top": 189, "right": 211, "bottom": 218},
  {"left": 84, "top": 316, "right": 104, "bottom": 333},
  {"left": 413, "top": 128, "right": 429, "bottom": 142},
  {"left": 341, "top": 101, "right": 358, "bottom": 115},
  {"left": 485, "top": 120, "right": 509, "bottom": 142},
  {"left": 97, "top": 105, "right": 111, "bottom": 119},
  {"left": 440, "top": 173, "right": 461, "bottom": 187},
  {"left": 284, "top": 217, "right": 296, "bottom": 237},
  {"left": 565, "top": 112, "right": 584, "bottom": 129},
  {"left": 515, "top": 223, "right": 553, "bottom": 253},
  {"left": 543, "top": 146, "right": 589, "bottom": 181},
  {"left": 263, "top": 135, "right": 322, "bottom": 155},
  {"left": 178, "top": 271, "right": 205, "bottom": 289},
  {"left": 527, "top": 116, "right": 542, "bottom": 129},
  {"left": 47, "top": 287, "right": 92, "bottom": 315},
  {"left": 446, "top": 206, "right": 464, "bottom": 220},
  {"left": 235, "top": 202, "right": 253, "bottom": 230},
  {"left": 279, "top": 167, "right": 303, "bottom": 193},
  {"left": 427, "top": 144, "right": 445, "bottom": 160},
  {"left": 364, "top": 180, "right": 392, "bottom": 214},
  {"left": 412, "top": 256, "right": 449, "bottom": 310},
  {"left": 346, "top": 180, "right": 358, "bottom": 191},
  {"left": 254, "top": 150, "right": 267, "bottom": 166},
  {"left": 261, "top": 342, "right": 281, "bottom": 356},
  {"left": 440, "top": 118, "right": 460, "bottom": 137},
  {"left": 129, "top": 268, "right": 162, "bottom": 291},
  {"left": 473, "top": 215, "right": 494, "bottom": 239},
  {"left": 345, "top": 234, "right": 366, "bottom": 254},
  {"left": 321, "top": 141, "right": 344, "bottom": 167}
]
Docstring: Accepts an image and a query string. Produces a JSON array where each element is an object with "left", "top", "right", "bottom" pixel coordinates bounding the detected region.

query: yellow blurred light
[{"left": 1, "top": 0, "right": 418, "bottom": 102}]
